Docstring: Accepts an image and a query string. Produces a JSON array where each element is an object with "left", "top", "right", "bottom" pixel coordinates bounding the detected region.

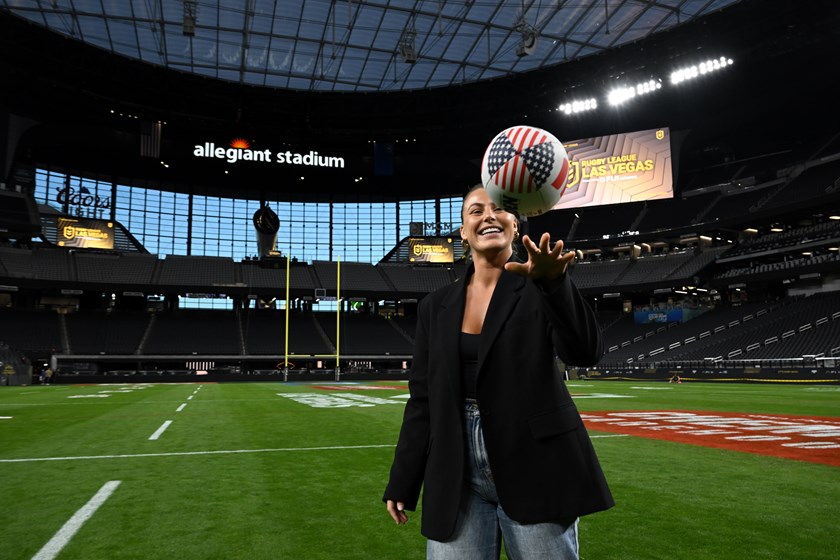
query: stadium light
[
  {"left": 607, "top": 79, "right": 662, "bottom": 106},
  {"left": 515, "top": 21, "right": 538, "bottom": 57},
  {"left": 398, "top": 16, "right": 418, "bottom": 64},
  {"left": 557, "top": 98, "right": 598, "bottom": 115},
  {"left": 183, "top": 0, "right": 197, "bottom": 36},
  {"left": 670, "top": 56, "right": 734, "bottom": 84}
]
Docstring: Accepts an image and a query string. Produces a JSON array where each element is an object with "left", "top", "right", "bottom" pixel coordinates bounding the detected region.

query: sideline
[
  {"left": 0, "top": 444, "right": 398, "bottom": 464},
  {"left": 31, "top": 481, "right": 121, "bottom": 560}
]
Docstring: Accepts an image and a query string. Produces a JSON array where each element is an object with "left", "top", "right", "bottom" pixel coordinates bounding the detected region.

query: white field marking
[
  {"left": 277, "top": 393, "right": 404, "bottom": 408},
  {"left": 629, "top": 386, "right": 673, "bottom": 390},
  {"left": 0, "top": 444, "right": 397, "bottom": 464},
  {"left": 590, "top": 434, "right": 630, "bottom": 439},
  {"left": 187, "top": 395, "right": 193, "bottom": 400},
  {"left": 68, "top": 395, "right": 111, "bottom": 399},
  {"left": 566, "top": 384, "right": 594, "bottom": 387},
  {"left": 31, "top": 480, "right": 121, "bottom": 560},
  {"left": 148, "top": 420, "right": 173, "bottom": 441},
  {"left": 391, "top": 393, "right": 411, "bottom": 399},
  {"left": 96, "top": 383, "right": 153, "bottom": 387},
  {"left": 571, "top": 393, "right": 634, "bottom": 399},
  {"left": 783, "top": 441, "right": 840, "bottom": 449},
  {"left": 176, "top": 403, "right": 187, "bottom": 413},
  {"left": 0, "top": 416, "right": 12, "bottom": 419}
]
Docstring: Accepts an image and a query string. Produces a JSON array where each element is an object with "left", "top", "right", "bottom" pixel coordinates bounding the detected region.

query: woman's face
[{"left": 460, "top": 188, "right": 517, "bottom": 257}]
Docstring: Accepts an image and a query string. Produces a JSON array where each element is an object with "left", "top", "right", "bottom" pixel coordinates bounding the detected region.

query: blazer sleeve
[
  {"left": 535, "top": 273, "right": 604, "bottom": 367},
  {"left": 382, "top": 299, "right": 432, "bottom": 510}
]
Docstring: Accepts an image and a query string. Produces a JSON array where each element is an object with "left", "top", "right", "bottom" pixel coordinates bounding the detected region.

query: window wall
[{"left": 33, "top": 169, "right": 463, "bottom": 308}]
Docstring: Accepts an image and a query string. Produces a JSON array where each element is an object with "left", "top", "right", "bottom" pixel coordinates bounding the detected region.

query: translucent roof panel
[{"left": 0, "top": 0, "right": 742, "bottom": 92}]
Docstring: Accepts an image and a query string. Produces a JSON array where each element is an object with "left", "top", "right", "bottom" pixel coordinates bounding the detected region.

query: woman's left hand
[{"left": 504, "top": 232, "right": 574, "bottom": 282}]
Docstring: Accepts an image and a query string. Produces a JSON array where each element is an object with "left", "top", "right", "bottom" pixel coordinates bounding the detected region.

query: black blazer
[{"left": 384, "top": 263, "right": 614, "bottom": 541}]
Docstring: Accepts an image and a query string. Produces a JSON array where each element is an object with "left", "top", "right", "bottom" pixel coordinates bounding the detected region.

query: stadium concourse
[{"left": 1, "top": 0, "right": 840, "bottom": 385}]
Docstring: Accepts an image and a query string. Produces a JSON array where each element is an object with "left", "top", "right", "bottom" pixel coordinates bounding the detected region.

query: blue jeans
[{"left": 427, "top": 401, "right": 579, "bottom": 560}]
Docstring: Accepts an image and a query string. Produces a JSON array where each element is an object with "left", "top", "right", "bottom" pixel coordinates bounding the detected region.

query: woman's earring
[
  {"left": 461, "top": 239, "right": 469, "bottom": 249},
  {"left": 513, "top": 231, "right": 520, "bottom": 240}
]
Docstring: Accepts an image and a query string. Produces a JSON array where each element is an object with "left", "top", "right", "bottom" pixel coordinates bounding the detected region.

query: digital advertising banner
[
  {"left": 55, "top": 217, "right": 115, "bottom": 249},
  {"left": 408, "top": 237, "right": 454, "bottom": 263},
  {"left": 553, "top": 127, "right": 673, "bottom": 210},
  {"left": 634, "top": 308, "right": 683, "bottom": 324}
]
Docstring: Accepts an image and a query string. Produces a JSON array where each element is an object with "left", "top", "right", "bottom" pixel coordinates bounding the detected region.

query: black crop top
[{"left": 460, "top": 332, "right": 480, "bottom": 400}]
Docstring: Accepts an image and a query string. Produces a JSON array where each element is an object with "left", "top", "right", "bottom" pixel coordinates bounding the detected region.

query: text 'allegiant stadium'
[{"left": 193, "top": 143, "right": 345, "bottom": 168}]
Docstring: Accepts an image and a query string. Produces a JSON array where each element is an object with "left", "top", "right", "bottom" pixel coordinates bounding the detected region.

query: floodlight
[
  {"left": 557, "top": 98, "right": 597, "bottom": 115},
  {"left": 608, "top": 86, "right": 635, "bottom": 106},
  {"left": 671, "top": 56, "right": 734, "bottom": 84},
  {"left": 608, "top": 78, "right": 661, "bottom": 106}
]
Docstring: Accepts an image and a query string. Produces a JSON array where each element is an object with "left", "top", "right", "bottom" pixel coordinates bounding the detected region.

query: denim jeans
[{"left": 426, "top": 401, "right": 579, "bottom": 560}]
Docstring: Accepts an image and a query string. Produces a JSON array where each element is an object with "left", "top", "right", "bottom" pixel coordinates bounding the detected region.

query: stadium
[{"left": 0, "top": 1, "right": 838, "bottom": 559}]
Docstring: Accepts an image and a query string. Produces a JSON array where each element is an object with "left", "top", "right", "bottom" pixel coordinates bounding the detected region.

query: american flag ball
[{"left": 480, "top": 125, "right": 569, "bottom": 217}]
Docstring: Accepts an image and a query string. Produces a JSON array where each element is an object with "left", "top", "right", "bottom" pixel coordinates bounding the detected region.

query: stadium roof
[
  {"left": 1, "top": 0, "right": 838, "bottom": 200},
  {"left": 0, "top": 0, "right": 741, "bottom": 92}
]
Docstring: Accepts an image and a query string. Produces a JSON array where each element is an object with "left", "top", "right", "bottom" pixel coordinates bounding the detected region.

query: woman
[{"left": 383, "top": 186, "right": 613, "bottom": 559}]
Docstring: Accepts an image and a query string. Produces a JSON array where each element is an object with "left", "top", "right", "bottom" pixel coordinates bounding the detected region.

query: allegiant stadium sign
[{"left": 193, "top": 138, "right": 345, "bottom": 169}]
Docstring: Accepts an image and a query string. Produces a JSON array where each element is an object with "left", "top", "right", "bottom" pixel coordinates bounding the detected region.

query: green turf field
[{"left": 1, "top": 381, "right": 838, "bottom": 559}]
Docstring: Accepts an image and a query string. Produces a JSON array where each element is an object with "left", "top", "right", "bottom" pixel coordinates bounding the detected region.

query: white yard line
[
  {"left": 176, "top": 403, "right": 187, "bottom": 413},
  {"left": 0, "top": 444, "right": 397, "bottom": 464},
  {"left": 31, "top": 481, "right": 121, "bottom": 560},
  {"left": 148, "top": 420, "right": 173, "bottom": 441}
]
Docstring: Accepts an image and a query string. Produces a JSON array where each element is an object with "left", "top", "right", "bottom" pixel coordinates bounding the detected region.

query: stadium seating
[
  {"left": 142, "top": 309, "right": 242, "bottom": 354},
  {"left": 313, "top": 312, "right": 413, "bottom": 355},
  {"left": 312, "top": 260, "right": 393, "bottom": 293},
  {"left": 157, "top": 255, "right": 236, "bottom": 286},
  {"left": 572, "top": 202, "right": 644, "bottom": 240},
  {"left": 602, "top": 292, "right": 840, "bottom": 366},
  {"left": 0, "top": 246, "right": 34, "bottom": 278},
  {"left": 602, "top": 300, "right": 778, "bottom": 364},
  {"left": 65, "top": 310, "right": 150, "bottom": 355},
  {"left": 633, "top": 193, "right": 718, "bottom": 232},
  {"left": 378, "top": 264, "right": 455, "bottom": 294},
  {"left": 241, "top": 309, "right": 333, "bottom": 356},
  {"left": 75, "top": 252, "right": 157, "bottom": 284},
  {"left": 0, "top": 308, "right": 63, "bottom": 358}
]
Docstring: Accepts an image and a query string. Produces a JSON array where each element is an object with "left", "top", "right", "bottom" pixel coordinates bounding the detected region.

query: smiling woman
[{"left": 384, "top": 185, "right": 612, "bottom": 559}]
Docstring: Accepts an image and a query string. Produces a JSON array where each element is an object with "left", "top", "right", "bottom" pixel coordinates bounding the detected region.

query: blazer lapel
[
  {"left": 477, "top": 268, "right": 525, "bottom": 378},
  {"left": 436, "top": 265, "right": 470, "bottom": 400}
]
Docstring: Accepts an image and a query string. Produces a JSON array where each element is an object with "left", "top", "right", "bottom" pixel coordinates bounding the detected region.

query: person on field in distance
[{"left": 384, "top": 185, "right": 614, "bottom": 559}]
